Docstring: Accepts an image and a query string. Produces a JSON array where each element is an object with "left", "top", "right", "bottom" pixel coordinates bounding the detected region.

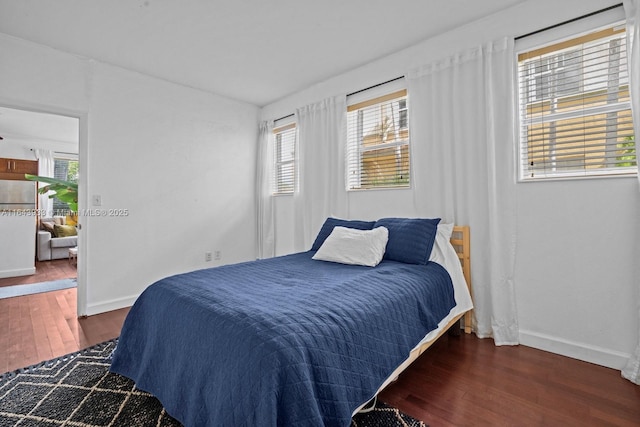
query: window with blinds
[
  {"left": 346, "top": 89, "right": 410, "bottom": 190},
  {"left": 517, "top": 24, "right": 636, "bottom": 180},
  {"left": 273, "top": 123, "right": 296, "bottom": 194},
  {"left": 53, "top": 156, "right": 78, "bottom": 214}
]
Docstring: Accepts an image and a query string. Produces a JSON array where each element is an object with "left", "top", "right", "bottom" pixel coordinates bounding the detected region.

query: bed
[{"left": 110, "top": 217, "right": 473, "bottom": 427}]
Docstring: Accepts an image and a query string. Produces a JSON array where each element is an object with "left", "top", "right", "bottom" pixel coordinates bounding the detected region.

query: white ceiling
[
  {"left": 0, "top": 0, "right": 524, "bottom": 107},
  {"left": 0, "top": 106, "right": 79, "bottom": 145}
]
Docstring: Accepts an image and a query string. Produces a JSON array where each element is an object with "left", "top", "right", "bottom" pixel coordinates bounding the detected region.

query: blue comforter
[{"left": 110, "top": 251, "right": 455, "bottom": 427}]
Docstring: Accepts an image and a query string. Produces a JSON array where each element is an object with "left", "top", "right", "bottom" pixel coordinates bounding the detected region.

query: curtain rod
[
  {"left": 274, "top": 113, "right": 294, "bottom": 123},
  {"left": 515, "top": 3, "right": 623, "bottom": 40},
  {"left": 273, "top": 76, "right": 404, "bottom": 122},
  {"left": 275, "top": 5, "right": 622, "bottom": 121},
  {"left": 30, "top": 148, "right": 77, "bottom": 156},
  {"left": 346, "top": 76, "right": 404, "bottom": 97}
]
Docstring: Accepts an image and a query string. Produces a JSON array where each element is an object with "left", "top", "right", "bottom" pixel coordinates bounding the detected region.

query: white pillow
[
  {"left": 429, "top": 222, "right": 454, "bottom": 265},
  {"left": 312, "top": 226, "right": 388, "bottom": 267}
]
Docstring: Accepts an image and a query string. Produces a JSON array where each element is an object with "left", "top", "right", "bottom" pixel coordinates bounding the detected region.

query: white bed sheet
[{"left": 418, "top": 223, "right": 473, "bottom": 347}]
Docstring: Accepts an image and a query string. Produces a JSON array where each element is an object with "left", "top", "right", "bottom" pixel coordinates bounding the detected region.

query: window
[
  {"left": 346, "top": 89, "right": 410, "bottom": 190},
  {"left": 53, "top": 156, "right": 78, "bottom": 214},
  {"left": 273, "top": 123, "right": 296, "bottom": 194},
  {"left": 517, "top": 24, "right": 635, "bottom": 180}
]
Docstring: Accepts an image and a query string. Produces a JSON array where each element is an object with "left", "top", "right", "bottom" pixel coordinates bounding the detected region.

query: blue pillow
[
  {"left": 373, "top": 217, "right": 441, "bottom": 264},
  {"left": 311, "top": 218, "right": 376, "bottom": 251}
]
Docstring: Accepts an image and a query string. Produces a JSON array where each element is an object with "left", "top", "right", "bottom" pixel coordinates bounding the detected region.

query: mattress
[{"left": 110, "top": 251, "right": 456, "bottom": 427}]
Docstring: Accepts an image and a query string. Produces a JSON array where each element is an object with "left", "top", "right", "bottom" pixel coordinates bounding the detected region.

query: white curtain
[
  {"left": 407, "top": 37, "right": 519, "bottom": 345},
  {"left": 622, "top": 0, "right": 640, "bottom": 385},
  {"left": 293, "top": 96, "right": 348, "bottom": 252},
  {"left": 256, "top": 120, "right": 275, "bottom": 259},
  {"left": 34, "top": 149, "right": 54, "bottom": 217}
]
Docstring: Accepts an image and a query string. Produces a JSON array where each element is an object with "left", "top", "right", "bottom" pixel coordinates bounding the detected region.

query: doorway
[{"left": 0, "top": 106, "right": 81, "bottom": 299}]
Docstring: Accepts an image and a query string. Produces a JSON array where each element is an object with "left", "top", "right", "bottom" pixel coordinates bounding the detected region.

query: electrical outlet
[
  {"left": 205, "top": 252, "right": 212, "bottom": 262},
  {"left": 214, "top": 250, "right": 221, "bottom": 260},
  {"left": 92, "top": 194, "right": 102, "bottom": 206}
]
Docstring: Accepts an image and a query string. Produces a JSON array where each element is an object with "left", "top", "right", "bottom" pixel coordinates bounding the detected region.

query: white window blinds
[
  {"left": 346, "top": 89, "right": 410, "bottom": 190},
  {"left": 517, "top": 24, "right": 636, "bottom": 180},
  {"left": 273, "top": 122, "right": 296, "bottom": 194}
]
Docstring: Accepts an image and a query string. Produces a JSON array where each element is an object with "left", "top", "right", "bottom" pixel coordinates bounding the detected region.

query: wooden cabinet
[{"left": 0, "top": 158, "right": 38, "bottom": 180}]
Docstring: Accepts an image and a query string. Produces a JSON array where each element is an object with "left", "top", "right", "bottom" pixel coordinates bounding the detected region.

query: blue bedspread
[{"left": 110, "top": 251, "right": 455, "bottom": 427}]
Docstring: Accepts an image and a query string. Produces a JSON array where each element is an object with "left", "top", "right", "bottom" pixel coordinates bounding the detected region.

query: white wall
[
  {"left": 0, "top": 33, "right": 260, "bottom": 315},
  {"left": 261, "top": 0, "right": 639, "bottom": 370},
  {"left": 0, "top": 214, "right": 36, "bottom": 278}
]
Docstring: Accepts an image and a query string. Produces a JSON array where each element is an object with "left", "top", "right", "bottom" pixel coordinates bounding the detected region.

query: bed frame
[
  {"left": 451, "top": 225, "right": 473, "bottom": 334},
  {"left": 356, "top": 225, "right": 473, "bottom": 413}
]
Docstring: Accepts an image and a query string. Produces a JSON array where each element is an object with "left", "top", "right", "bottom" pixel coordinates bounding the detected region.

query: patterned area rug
[{"left": 0, "top": 339, "right": 426, "bottom": 427}]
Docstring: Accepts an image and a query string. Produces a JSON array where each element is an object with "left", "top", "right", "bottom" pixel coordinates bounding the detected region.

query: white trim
[
  {"left": 519, "top": 329, "right": 631, "bottom": 369},
  {"left": 517, "top": 169, "right": 637, "bottom": 182},
  {"left": 0, "top": 267, "right": 36, "bottom": 279},
  {"left": 85, "top": 293, "right": 139, "bottom": 316},
  {"left": 76, "top": 109, "right": 89, "bottom": 316}
]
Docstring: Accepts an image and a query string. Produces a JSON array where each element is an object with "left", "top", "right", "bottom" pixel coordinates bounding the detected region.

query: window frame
[
  {"left": 515, "top": 9, "right": 636, "bottom": 182},
  {"left": 272, "top": 121, "right": 296, "bottom": 195},
  {"left": 52, "top": 153, "right": 79, "bottom": 214},
  {"left": 346, "top": 87, "right": 411, "bottom": 191}
]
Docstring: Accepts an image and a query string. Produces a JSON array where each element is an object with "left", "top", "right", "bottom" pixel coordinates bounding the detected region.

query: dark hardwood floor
[
  {"left": 380, "top": 333, "right": 640, "bottom": 426},
  {"left": 0, "top": 259, "right": 77, "bottom": 288},
  {"left": 1, "top": 289, "right": 638, "bottom": 426},
  {"left": 0, "top": 288, "right": 128, "bottom": 375}
]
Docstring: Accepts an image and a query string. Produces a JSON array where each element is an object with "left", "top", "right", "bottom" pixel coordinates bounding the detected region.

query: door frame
[{"left": 0, "top": 99, "right": 89, "bottom": 316}]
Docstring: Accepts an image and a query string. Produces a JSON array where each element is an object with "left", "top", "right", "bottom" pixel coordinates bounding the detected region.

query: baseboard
[
  {"left": 519, "top": 329, "right": 630, "bottom": 370},
  {"left": 0, "top": 267, "right": 36, "bottom": 279},
  {"left": 85, "top": 294, "right": 138, "bottom": 316}
]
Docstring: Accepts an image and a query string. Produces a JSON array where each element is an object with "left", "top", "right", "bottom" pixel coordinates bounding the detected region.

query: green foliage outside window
[{"left": 617, "top": 135, "right": 636, "bottom": 167}]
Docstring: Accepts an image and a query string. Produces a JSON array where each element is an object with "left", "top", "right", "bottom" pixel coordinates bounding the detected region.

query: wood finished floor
[
  {"left": 0, "top": 288, "right": 128, "bottom": 375},
  {"left": 1, "top": 289, "right": 639, "bottom": 426},
  {"left": 0, "top": 259, "right": 77, "bottom": 288},
  {"left": 380, "top": 334, "right": 640, "bottom": 426}
]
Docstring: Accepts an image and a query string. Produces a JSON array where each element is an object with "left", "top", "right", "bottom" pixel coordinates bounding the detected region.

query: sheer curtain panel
[
  {"left": 293, "top": 97, "right": 348, "bottom": 252},
  {"left": 34, "top": 149, "right": 54, "bottom": 217},
  {"left": 622, "top": 0, "right": 640, "bottom": 385},
  {"left": 256, "top": 121, "right": 275, "bottom": 259},
  {"left": 407, "top": 38, "right": 519, "bottom": 345}
]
